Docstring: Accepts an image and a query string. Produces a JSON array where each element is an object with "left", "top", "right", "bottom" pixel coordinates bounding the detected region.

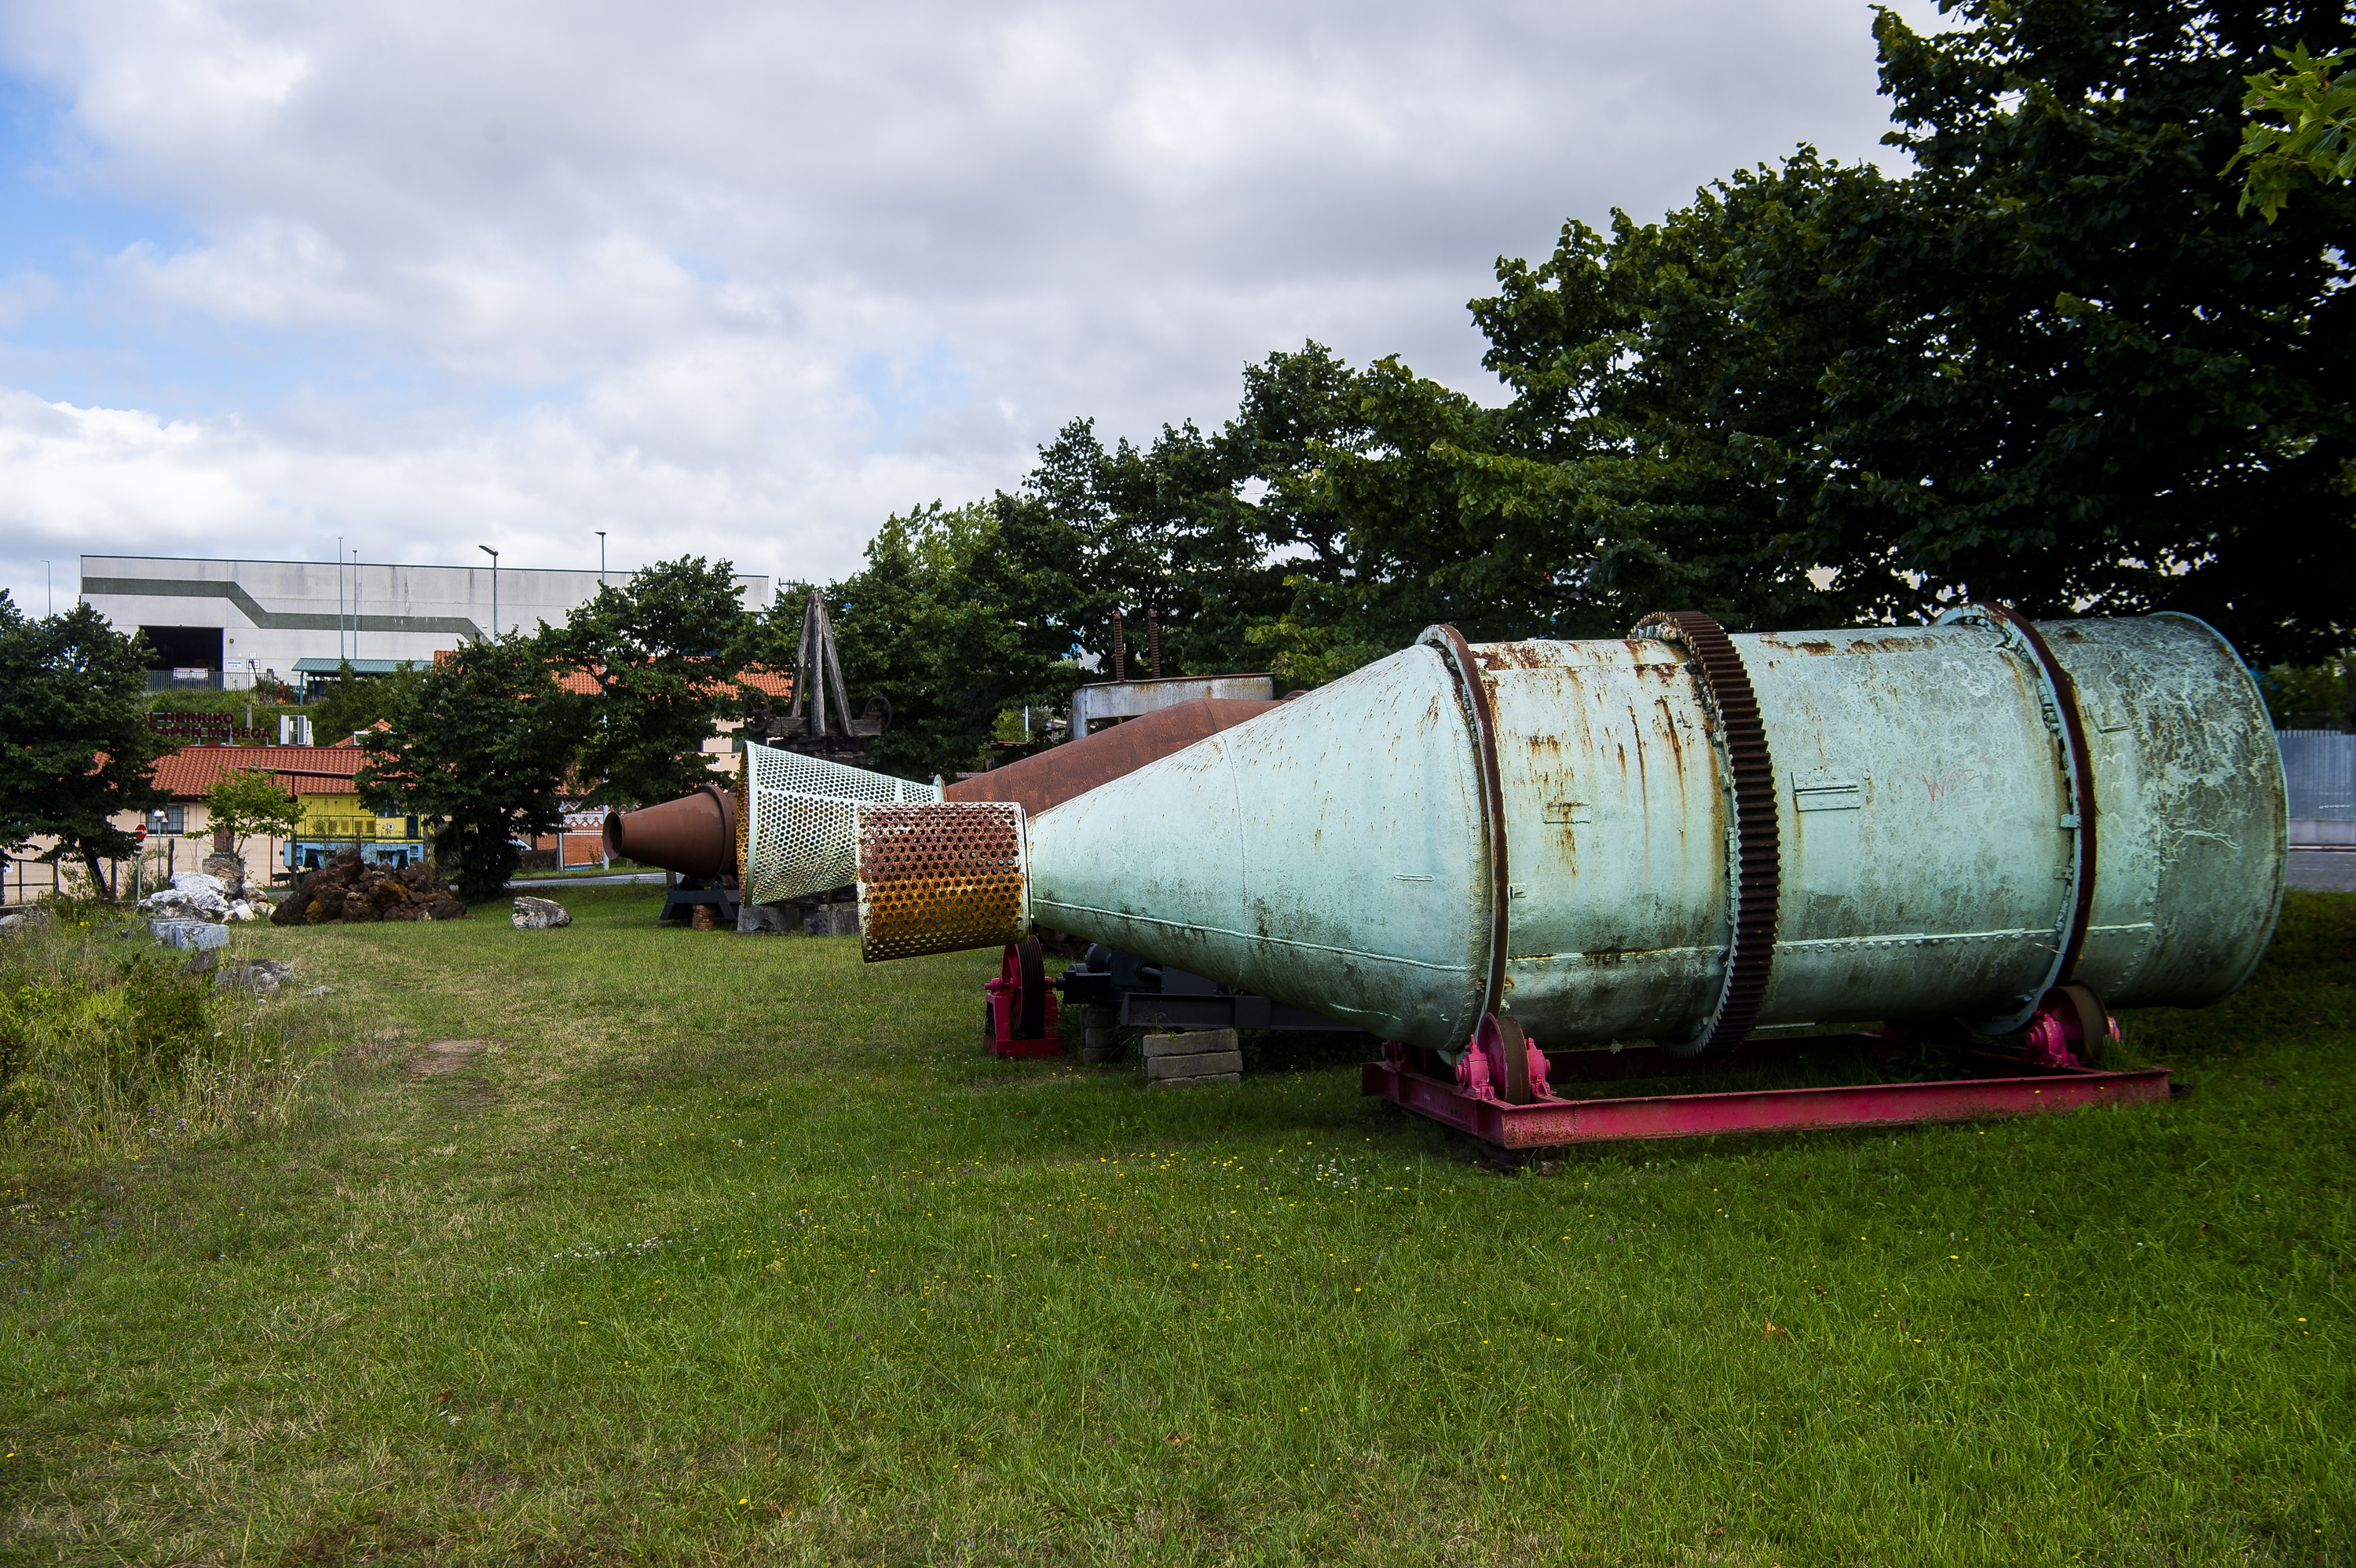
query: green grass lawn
[{"left": 4, "top": 888, "right": 2351, "bottom": 1565}]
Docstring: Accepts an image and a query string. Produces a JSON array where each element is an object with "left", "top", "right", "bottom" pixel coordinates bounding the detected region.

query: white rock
[
  {"left": 170, "top": 871, "right": 229, "bottom": 897},
  {"left": 142, "top": 886, "right": 231, "bottom": 922},
  {"left": 511, "top": 895, "right": 572, "bottom": 930},
  {"left": 149, "top": 918, "right": 230, "bottom": 950}
]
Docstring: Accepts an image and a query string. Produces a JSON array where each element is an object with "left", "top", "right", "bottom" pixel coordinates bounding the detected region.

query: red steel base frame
[
  {"left": 1361, "top": 1034, "right": 2170, "bottom": 1150},
  {"left": 984, "top": 963, "right": 1061, "bottom": 1058}
]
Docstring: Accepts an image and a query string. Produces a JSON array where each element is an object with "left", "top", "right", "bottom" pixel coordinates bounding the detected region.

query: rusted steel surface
[
  {"left": 854, "top": 802, "right": 1028, "bottom": 962},
  {"left": 1418, "top": 625, "right": 1520, "bottom": 1095},
  {"left": 1026, "top": 641, "right": 1495, "bottom": 1046},
  {"left": 2041, "top": 612, "right": 2285, "bottom": 1007},
  {"left": 1977, "top": 605, "right": 2101, "bottom": 981},
  {"left": 1478, "top": 634, "right": 1728, "bottom": 1044},
  {"left": 601, "top": 784, "right": 737, "bottom": 879},
  {"left": 1926, "top": 604, "right": 2100, "bottom": 1030},
  {"left": 1633, "top": 612, "right": 1780, "bottom": 1055},
  {"left": 945, "top": 696, "right": 1278, "bottom": 816}
]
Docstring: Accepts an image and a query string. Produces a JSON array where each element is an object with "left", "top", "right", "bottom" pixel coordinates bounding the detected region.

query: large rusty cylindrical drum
[{"left": 959, "top": 612, "right": 2282, "bottom": 1053}]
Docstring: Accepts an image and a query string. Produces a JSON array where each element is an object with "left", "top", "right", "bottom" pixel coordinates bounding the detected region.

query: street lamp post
[
  {"left": 595, "top": 531, "right": 607, "bottom": 587},
  {"left": 478, "top": 546, "right": 499, "bottom": 638}
]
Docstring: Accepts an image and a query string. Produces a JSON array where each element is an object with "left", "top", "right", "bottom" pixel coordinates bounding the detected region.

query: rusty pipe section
[
  {"left": 858, "top": 615, "right": 2285, "bottom": 1054},
  {"left": 945, "top": 696, "right": 1278, "bottom": 816}
]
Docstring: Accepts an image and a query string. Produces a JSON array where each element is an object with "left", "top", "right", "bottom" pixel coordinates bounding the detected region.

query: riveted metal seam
[
  {"left": 1418, "top": 624, "right": 1511, "bottom": 1027},
  {"left": 1974, "top": 603, "right": 2099, "bottom": 984}
]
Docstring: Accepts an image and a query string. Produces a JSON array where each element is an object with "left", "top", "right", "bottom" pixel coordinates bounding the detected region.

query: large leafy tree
[
  {"left": 0, "top": 595, "right": 173, "bottom": 897},
  {"left": 1370, "top": 0, "right": 2354, "bottom": 661},
  {"left": 354, "top": 637, "right": 584, "bottom": 902},
  {"left": 543, "top": 557, "right": 760, "bottom": 809},
  {"left": 825, "top": 503, "right": 1088, "bottom": 780},
  {"left": 191, "top": 768, "right": 306, "bottom": 863},
  {"left": 825, "top": 359, "right": 1396, "bottom": 777},
  {"left": 995, "top": 346, "right": 1438, "bottom": 691},
  {"left": 309, "top": 660, "right": 425, "bottom": 745}
]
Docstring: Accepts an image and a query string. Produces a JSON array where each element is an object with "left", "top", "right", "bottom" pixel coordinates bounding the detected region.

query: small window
[{"left": 152, "top": 805, "right": 186, "bottom": 835}]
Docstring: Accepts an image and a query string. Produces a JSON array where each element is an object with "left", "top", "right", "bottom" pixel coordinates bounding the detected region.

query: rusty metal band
[
  {"left": 1417, "top": 625, "right": 1511, "bottom": 1028},
  {"left": 854, "top": 801, "right": 1028, "bottom": 963},
  {"left": 1973, "top": 603, "right": 2099, "bottom": 984},
  {"left": 734, "top": 749, "right": 751, "bottom": 879},
  {"left": 1634, "top": 611, "right": 1779, "bottom": 1055}
]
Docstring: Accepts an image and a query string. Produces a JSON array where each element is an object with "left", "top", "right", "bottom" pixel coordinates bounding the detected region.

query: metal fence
[{"left": 2281, "top": 730, "right": 2355, "bottom": 846}]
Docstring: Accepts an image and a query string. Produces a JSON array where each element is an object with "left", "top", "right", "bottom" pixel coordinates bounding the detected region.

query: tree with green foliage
[
  {"left": 543, "top": 557, "right": 759, "bottom": 809},
  {"left": 353, "top": 637, "right": 584, "bottom": 902},
  {"left": 1342, "top": 0, "right": 2354, "bottom": 663},
  {"left": 824, "top": 503, "right": 1088, "bottom": 780},
  {"left": 2226, "top": 42, "right": 2355, "bottom": 218},
  {"left": 308, "top": 660, "right": 424, "bottom": 745},
  {"left": 188, "top": 768, "right": 306, "bottom": 862},
  {"left": 0, "top": 594, "right": 174, "bottom": 898},
  {"left": 829, "top": 1, "right": 2354, "bottom": 719},
  {"left": 2257, "top": 656, "right": 2351, "bottom": 728}
]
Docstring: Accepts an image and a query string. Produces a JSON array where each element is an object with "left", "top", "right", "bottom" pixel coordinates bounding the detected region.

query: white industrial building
[{"left": 79, "top": 555, "right": 771, "bottom": 689}]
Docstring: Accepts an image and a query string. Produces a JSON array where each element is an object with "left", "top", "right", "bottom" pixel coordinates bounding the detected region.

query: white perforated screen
[{"left": 741, "top": 741, "right": 942, "bottom": 903}]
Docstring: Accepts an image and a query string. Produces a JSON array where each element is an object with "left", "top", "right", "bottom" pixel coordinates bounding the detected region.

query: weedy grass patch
[
  {"left": 2, "top": 887, "right": 2350, "bottom": 1566},
  {"left": 0, "top": 906, "right": 353, "bottom": 1155}
]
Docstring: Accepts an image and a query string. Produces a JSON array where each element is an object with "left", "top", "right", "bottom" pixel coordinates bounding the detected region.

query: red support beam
[{"left": 1362, "top": 1041, "right": 2169, "bottom": 1150}]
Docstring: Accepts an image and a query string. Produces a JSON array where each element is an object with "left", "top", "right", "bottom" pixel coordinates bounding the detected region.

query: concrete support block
[
  {"left": 1141, "top": 1029, "right": 1238, "bottom": 1059},
  {"left": 1147, "top": 1072, "right": 1241, "bottom": 1089},
  {"left": 1145, "top": 1050, "right": 1244, "bottom": 1080},
  {"left": 804, "top": 903, "right": 858, "bottom": 938}
]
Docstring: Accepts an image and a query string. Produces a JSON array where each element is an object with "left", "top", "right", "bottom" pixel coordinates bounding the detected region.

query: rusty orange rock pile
[{"left": 271, "top": 847, "right": 470, "bottom": 925}]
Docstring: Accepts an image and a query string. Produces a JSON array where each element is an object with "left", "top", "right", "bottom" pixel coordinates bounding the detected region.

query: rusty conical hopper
[{"left": 603, "top": 784, "right": 738, "bottom": 879}]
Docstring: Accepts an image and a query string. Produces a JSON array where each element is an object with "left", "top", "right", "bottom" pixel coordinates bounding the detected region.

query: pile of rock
[
  {"left": 272, "top": 849, "right": 469, "bottom": 925},
  {"left": 138, "top": 870, "right": 264, "bottom": 926},
  {"left": 214, "top": 957, "right": 295, "bottom": 998}
]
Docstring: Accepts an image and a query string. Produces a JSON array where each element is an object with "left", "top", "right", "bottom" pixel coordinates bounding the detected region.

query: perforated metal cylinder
[
  {"left": 854, "top": 801, "right": 1030, "bottom": 961},
  {"left": 740, "top": 741, "right": 942, "bottom": 903}
]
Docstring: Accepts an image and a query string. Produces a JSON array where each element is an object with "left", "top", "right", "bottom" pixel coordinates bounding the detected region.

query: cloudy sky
[{"left": 0, "top": 0, "right": 1946, "bottom": 612}]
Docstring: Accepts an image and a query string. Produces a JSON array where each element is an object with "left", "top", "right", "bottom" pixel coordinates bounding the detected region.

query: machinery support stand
[
  {"left": 1363, "top": 996, "right": 2168, "bottom": 1150},
  {"left": 986, "top": 938, "right": 1061, "bottom": 1058}
]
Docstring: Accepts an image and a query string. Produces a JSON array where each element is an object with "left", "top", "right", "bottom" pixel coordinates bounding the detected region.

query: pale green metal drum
[{"left": 976, "top": 613, "right": 2284, "bottom": 1052}]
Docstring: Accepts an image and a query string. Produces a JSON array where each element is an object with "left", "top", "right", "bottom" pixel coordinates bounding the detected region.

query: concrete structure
[{"left": 79, "top": 556, "right": 771, "bottom": 687}]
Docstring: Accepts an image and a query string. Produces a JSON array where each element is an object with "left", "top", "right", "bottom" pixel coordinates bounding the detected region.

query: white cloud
[{"left": 0, "top": 0, "right": 1948, "bottom": 609}]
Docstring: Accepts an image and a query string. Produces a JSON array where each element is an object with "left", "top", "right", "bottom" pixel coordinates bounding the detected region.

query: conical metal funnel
[{"left": 603, "top": 784, "right": 737, "bottom": 879}]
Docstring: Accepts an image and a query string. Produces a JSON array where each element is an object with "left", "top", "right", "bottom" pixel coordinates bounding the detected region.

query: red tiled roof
[
  {"left": 552, "top": 666, "right": 793, "bottom": 698},
  {"left": 150, "top": 747, "right": 369, "bottom": 799}
]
